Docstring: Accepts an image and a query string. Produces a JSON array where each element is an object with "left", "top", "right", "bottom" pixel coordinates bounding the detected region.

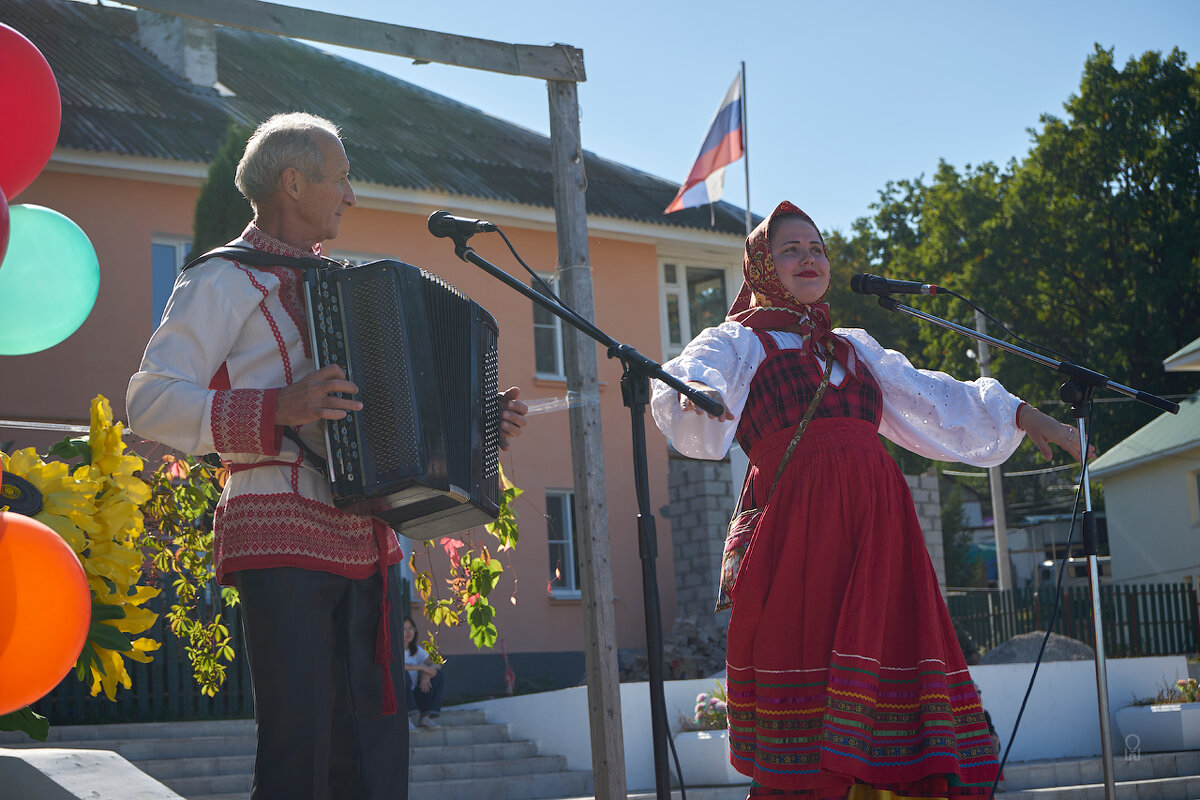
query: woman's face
[
  {"left": 769, "top": 217, "right": 830, "bottom": 305},
  {"left": 403, "top": 619, "right": 416, "bottom": 646}
]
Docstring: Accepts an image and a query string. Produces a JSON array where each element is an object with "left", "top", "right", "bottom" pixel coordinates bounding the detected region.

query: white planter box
[
  {"left": 1115, "top": 702, "right": 1200, "bottom": 753},
  {"left": 672, "top": 730, "right": 750, "bottom": 786}
]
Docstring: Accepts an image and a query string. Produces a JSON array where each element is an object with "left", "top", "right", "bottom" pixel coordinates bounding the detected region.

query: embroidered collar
[{"left": 242, "top": 223, "right": 324, "bottom": 260}]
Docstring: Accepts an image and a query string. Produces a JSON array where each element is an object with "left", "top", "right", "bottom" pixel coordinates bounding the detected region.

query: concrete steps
[
  {"left": 0, "top": 709, "right": 595, "bottom": 800},
  {"left": 995, "top": 750, "right": 1200, "bottom": 800},
  {"left": 549, "top": 750, "right": 1200, "bottom": 800},
  {"left": 4, "top": 717, "right": 1197, "bottom": 800}
]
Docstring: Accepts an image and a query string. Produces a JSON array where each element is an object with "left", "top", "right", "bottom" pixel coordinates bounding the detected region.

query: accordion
[{"left": 303, "top": 260, "right": 501, "bottom": 540}]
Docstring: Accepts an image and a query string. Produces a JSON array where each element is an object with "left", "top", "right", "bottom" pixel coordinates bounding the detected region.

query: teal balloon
[{"left": 0, "top": 205, "right": 99, "bottom": 355}]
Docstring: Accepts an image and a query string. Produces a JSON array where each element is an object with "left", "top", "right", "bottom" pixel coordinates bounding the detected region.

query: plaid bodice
[{"left": 734, "top": 329, "right": 884, "bottom": 453}]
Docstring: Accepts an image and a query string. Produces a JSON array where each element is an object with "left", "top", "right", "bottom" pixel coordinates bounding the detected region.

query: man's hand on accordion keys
[
  {"left": 276, "top": 364, "right": 363, "bottom": 426},
  {"left": 498, "top": 386, "right": 529, "bottom": 450}
]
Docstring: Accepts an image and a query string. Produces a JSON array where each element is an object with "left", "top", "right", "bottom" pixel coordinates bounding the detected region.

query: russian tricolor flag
[{"left": 665, "top": 72, "right": 745, "bottom": 214}]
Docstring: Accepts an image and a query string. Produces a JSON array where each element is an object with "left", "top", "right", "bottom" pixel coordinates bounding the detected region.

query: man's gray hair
[{"left": 235, "top": 112, "right": 342, "bottom": 206}]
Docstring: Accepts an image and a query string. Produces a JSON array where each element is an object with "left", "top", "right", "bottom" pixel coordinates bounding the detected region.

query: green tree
[
  {"left": 191, "top": 123, "right": 254, "bottom": 259},
  {"left": 942, "top": 482, "right": 984, "bottom": 588},
  {"left": 839, "top": 46, "right": 1200, "bottom": 511}
]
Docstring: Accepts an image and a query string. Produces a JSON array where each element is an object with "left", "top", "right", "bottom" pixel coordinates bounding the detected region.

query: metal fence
[
  {"left": 948, "top": 582, "right": 1200, "bottom": 657},
  {"left": 33, "top": 584, "right": 255, "bottom": 725}
]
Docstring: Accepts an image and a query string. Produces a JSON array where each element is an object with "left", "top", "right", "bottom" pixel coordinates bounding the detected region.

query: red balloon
[
  {"left": 0, "top": 511, "right": 91, "bottom": 715},
  {"left": 0, "top": 23, "right": 61, "bottom": 201},
  {"left": 0, "top": 185, "right": 9, "bottom": 267}
]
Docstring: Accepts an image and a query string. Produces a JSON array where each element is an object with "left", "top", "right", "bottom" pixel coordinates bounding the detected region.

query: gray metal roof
[
  {"left": 1163, "top": 336, "right": 1200, "bottom": 372},
  {"left": 8, "top": 0, "right": 752, "bottom": 235},
  {"left": 1088, "top": 391, "right": 1200, "bottom": 478}
]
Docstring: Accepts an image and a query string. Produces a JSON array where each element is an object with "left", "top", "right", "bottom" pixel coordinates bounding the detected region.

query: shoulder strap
[
  {"left": 181, "top": 245, "right": 340, "bottom": 273},
  {"left": 757, "top": 353, "right": 835, "bottom": 509},
  {"left": 750, "top": 328, "right": 780, "bottom": 354}
]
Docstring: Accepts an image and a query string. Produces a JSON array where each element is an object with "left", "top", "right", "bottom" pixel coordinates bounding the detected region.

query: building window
[
  {"left": 533, "top": 273, "right": 566, "bottom": 379},
  {"left": 660, "top": 262, "right": 731, "bottom": 358},
  {"left": 546, "top": 489, "right": 579, "bottom": 594},
  {"left": 151, "top": 238, "right": 192, "bottom": 328}
]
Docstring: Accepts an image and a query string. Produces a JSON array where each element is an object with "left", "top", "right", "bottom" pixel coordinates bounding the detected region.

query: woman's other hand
[{"left": 679, "top": 381, "right": 735, "bottom": 421}]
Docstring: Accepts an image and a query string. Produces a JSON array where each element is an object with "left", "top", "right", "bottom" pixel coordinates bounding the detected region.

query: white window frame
[
  {"left": 546, "top": 488, "right": 579, "bottom": 597},
  {"left": 533, "top": 271, "right": 567, "bottom": 380},
  {"left": 658, "top": 256, "right": 742, "bottom": 360}
]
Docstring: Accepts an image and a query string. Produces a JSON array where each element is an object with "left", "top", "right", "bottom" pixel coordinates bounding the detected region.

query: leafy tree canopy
[{"left": 823, "top": 46, "right": 1200, "bottom": 515}]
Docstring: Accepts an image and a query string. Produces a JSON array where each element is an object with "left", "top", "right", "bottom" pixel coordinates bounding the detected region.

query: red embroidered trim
[
  {"left": 212, "top": 389, "right": 271, "bottom": 454},
  {"left": 240, "top": 226, "right": 314, "bottom": 359},
  {"left": 213, "top": 493, "right": 403, "bottom": 584},
  {"left": 242, "top": 224, "right": 322, "bottom": 259}
]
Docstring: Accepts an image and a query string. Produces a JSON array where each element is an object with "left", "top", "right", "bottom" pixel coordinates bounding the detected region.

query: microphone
[
  {"left": 850, "top": 273, "right": 941, "bottom": 296},
  {"left": 427, "top": 210, "right": 498, "bottom": 239}
]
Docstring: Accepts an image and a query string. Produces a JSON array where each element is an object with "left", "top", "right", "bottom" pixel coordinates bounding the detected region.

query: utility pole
[{"left": 975, "top": 310, "right": 1013, "bottom": 590}]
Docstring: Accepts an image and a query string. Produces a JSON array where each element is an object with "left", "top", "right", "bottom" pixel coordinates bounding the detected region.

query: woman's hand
[
  {"left": 418, "top": 673, "right": 433, "bottom": 693},
  {"left": 678, "top": 381, "right": 735, "bottom": 421},
  {"left": 1018, "top": 405, "right": 1097, "bottom": 462}
]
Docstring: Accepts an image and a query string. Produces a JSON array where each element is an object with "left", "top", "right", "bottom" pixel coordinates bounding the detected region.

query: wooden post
[
  {"left": 121, "top": 0, "right": 586, "bottom": 80},
  {"left": 546, "top": 78, "right": 628, "bottom": 800}
]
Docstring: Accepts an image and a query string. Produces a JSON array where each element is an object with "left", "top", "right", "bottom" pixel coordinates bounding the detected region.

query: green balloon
[{"left": 0, "top": 205, "right": 99, "bottom": 355}]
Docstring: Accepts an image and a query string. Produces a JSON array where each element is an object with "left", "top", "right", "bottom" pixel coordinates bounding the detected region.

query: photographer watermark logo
[{"left": 1124, "top": 733, "right": 1141, "bottom": 761}]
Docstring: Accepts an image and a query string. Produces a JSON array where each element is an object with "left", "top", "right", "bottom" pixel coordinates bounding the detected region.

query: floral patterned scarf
[{"left": 726, "top": 200, "right": 859, "bottom": 378}]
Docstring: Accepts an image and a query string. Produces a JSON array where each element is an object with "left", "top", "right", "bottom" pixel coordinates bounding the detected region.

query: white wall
[
  {"left": 973, "top": 655, "right": 1188, "bottom": 762},
  {"left": 1103, "top": 449, "right": 1200, "bottom": 584},
  {"left": 461, "top": 656, "right": 1189, "bottom": 790}
]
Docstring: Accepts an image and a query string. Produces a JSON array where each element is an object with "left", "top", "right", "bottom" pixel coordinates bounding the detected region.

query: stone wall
[
  {"left": 906, "top": 467, "right": 946, "bottom": 595},
  {"left": 666, "top": 451, "right": 735, "bottom": 626}
]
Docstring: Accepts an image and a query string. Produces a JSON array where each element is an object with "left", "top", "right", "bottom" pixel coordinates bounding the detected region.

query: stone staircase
[
  {"left": 0, "top": 709, "right": 593, "bottom": 800},
  {"left": 994, "top": 750, "right": 1200, "bottom": 800},
  {"left": 3, "top": 716, "right": 1198, "bottom": 800}
]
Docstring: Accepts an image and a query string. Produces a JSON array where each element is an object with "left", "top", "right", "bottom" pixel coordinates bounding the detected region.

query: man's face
[{"left": 295, "top": 132, "right": 356, "bottom": 242}]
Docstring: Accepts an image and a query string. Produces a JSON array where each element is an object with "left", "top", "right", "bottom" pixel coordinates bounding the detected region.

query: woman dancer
[{"left": 651, "top": 201, "right": 1085, "bottom": 799}]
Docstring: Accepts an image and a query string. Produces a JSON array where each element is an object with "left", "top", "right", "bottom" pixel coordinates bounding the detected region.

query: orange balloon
[{"left": 0, "top": 511, "right": 91, "bottom": 714}]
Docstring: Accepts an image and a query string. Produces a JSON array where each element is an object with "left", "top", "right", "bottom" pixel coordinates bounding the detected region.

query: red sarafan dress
[{"left": 725, "top": 330, "right": 998, "bottom": 799}]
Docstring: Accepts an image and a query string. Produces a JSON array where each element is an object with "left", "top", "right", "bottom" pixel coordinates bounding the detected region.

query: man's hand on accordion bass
[
  {"left": 498, "top": 386, "right": 529, "bottom": 450},
  {"left": 276, "top": 364, "right": 363, "bottom": 426}
]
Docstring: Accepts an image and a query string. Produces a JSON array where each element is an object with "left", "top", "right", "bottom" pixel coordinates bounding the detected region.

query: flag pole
[{"left": 741, "top": 60, "right": 751, "bottom": 236}]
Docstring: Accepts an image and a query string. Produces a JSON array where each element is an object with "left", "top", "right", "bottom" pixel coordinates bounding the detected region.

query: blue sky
[{"left": 279, "top": 0, "right": 1200, "bottom": 236}]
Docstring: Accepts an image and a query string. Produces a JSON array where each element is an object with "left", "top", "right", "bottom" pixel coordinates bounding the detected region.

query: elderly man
[{"left": 127, "top": 112, "right": 527, "bottom": 799}]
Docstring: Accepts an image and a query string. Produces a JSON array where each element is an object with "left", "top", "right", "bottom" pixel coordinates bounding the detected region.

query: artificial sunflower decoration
[{"left": 0, "top": 395, "right": 161, "bottom": 702}]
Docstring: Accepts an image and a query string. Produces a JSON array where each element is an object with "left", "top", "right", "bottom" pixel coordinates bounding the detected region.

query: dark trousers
[
  {"left": 236, "top": 565, "right": 409, "bottom": 800},
  {"left": 406, "top": 667, "right": 445, "bottom": 717}
]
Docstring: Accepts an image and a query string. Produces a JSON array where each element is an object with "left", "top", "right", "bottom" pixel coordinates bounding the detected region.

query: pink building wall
[{"left": 0, "top": 165, "right": 677, "bottom": 660}]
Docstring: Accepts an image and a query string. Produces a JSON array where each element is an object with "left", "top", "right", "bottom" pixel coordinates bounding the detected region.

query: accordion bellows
[{"left": 304, "top": 260, "right": 501, "bottom": 539}]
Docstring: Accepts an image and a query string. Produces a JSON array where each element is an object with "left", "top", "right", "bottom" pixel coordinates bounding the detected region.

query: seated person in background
[{"left": 403, "top": 616, "right": 445, "bottom": 729}]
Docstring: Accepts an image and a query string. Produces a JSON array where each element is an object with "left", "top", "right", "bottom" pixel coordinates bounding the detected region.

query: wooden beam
[
  {"left": 547, "top": 79, "right": 627, "bottom": 800},
  {"left": 122, "top": 0, "right": 586, "bottom": 82}
]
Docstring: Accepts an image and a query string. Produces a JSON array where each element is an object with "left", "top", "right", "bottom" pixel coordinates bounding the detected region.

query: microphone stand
[
  {"left": 873, "top": 294, "right": 1179, "bottom": 800},
  {"left": 443, "top": 231, "right": 724, "bottom": 800}
]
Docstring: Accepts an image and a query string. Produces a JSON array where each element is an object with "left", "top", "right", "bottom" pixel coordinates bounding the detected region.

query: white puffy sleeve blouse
[{"left": 650, "top": 321, "right": 1027, "bottom": 467}]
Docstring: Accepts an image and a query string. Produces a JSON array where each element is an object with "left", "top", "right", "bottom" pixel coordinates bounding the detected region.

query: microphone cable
[
  {"left": 986, "top": 399, "right": 1095, "bottom": 799},
  {"left": 939, "top": 287, "right": 1069, "bottom": 362}
]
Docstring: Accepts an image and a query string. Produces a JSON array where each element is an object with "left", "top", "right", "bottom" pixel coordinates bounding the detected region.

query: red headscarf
[{"left": 727, "top": 200, "right": 859, "bottom": 378}]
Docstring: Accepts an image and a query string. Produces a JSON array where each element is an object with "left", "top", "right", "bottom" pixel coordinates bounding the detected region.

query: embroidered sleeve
[
  {"left": 211, "top": 388, "right": 282, "bottom": 455},
  {"left": 838, "top": 328, "right": 1027, "bottom": 467},
  {"left": 650, "top": 322, "right": 766, "bottom": 460},
  {"left": 127, "top": 260, "right": 271, "bottom": 455}
]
